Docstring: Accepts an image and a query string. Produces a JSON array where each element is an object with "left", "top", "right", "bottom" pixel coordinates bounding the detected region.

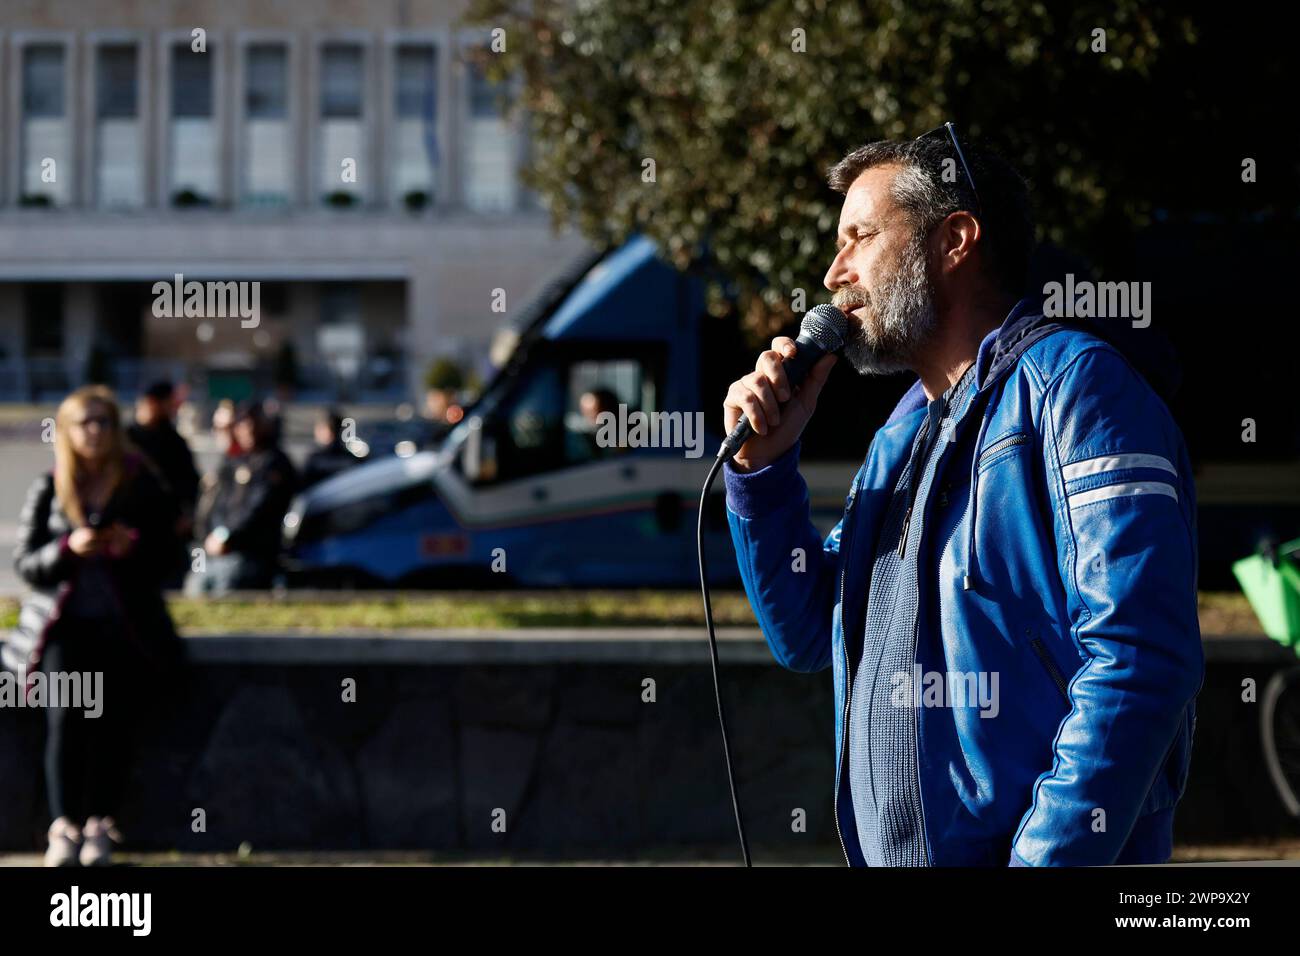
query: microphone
[{"left": 717, "top": 303, "right": 849, "bottom": 461}]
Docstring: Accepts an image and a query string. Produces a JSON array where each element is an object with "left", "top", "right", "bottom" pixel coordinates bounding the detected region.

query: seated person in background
[
  {"left": 188, "top": 400, "right": 298, "bottom": 594},
  {"left": 573, "top": 387, "right": 624, "bottom": 460},
  {"left": 299, "top": 408, "right": 363, "bottom": 490}
]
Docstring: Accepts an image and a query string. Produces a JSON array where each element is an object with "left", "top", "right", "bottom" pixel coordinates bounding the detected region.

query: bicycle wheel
[{"left": 1261, "top": 665, "right": 1300, "bottom": 817}]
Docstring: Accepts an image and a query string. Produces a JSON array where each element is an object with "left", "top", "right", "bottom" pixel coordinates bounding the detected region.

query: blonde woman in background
[{"left": 4, "top": 385, "right": 184, "bottom": 866}]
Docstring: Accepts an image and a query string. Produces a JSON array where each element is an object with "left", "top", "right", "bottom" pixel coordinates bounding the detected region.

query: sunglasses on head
[{"left": 915, "top": 121, "right": 983, "bottom": 218}]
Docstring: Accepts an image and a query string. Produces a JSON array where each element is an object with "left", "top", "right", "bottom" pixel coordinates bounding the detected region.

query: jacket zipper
[
  {"left": 896, "top": 504, "right": 913, "bottom": 559},
  {"left": 836, "top": 372, "right": 972, "bottom": 864},
  {"left": 861, "top": 390, "right": 959, "bottom": 862},
  {"left": 901, "top": 382, "right": 975, "bottom": 865},
  {"left": 895, "top": 416, "right": 934, "bottom": 560},
  {"left": 1028, "top": 631, "right": 1070, "bottom": 701},
  {"left": 936, "top": 482, "right": 970, "bottom": 602},
  {"left": 907, "top": 613, "right": 931, "bottom": 866},
  {"left": 927, "top": 482, "right": 974, "bottom": 847},
  {"left": 977, "top": 432, "right": 1028, "bottom": 468},
  {"left": 903, "top": 419, "right": 952, "bottom": 868},
  {"left": 833, "top": 465, "right": 865, "bottom": 866}
]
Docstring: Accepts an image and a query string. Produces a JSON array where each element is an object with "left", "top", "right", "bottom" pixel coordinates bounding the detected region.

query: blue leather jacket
[{"left": 724, "top": 299, "right": 1204, "bottom": 866}]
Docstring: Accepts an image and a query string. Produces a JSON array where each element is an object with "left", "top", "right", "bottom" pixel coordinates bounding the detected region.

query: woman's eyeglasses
[{"left": 915, "top": 121, "right": 983, "bottom": 218}]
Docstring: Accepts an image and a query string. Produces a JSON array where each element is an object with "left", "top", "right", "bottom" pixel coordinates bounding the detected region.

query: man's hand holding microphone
[{"left": 719, "top": 304, "right": 848, "bottom": 471}]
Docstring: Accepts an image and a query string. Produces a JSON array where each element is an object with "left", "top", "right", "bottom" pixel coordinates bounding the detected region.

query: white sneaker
[
  {"left": 44, "top": 817, "right": 82, "bottom": 867},
  {"left": 79, "top": 816, "right": 123, "bottom": 867}
]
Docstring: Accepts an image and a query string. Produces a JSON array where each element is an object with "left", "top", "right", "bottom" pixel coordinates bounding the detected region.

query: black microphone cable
[
  {"left": 695, "top": 304, "right": 846, "bottom": 867},
  {"left": 696, "top": 450, "right": 752, "bottom": 866}
]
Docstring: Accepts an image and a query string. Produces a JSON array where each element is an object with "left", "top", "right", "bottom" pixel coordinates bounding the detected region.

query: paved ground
[{"left": 3, "top": 843, "right": 1300, "bottom": 866}]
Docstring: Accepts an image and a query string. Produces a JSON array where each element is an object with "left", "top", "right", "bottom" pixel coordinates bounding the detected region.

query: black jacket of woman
[{"left": 4, "top": 452, "right": 185, "bottom": 694}]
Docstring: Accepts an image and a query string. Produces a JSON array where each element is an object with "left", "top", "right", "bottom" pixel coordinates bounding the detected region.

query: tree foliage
[{"left": 463, "top": 0, "right": 1209, "bottom": 339}]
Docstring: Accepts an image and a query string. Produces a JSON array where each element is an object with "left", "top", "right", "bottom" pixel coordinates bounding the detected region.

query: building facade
[{"left": 0, "top": 0, "right": 591, "bottom": 404}]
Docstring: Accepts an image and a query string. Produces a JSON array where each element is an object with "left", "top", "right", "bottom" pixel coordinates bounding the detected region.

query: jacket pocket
[
  {"left": 976, "top": 431, "right": 1030, "bottom": 473},
  {"left": 1027, "top": 629, "right": 1071, "bottom": 702}
]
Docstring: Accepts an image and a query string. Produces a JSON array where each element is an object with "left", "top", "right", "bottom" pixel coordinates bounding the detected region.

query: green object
[
  {"left": 424, "top": 357, "right": 465, "bottom": 391},
  {"left": 1233, "top": 538, "right": 1300, "bottom": 649},
  {"left": 206, "top": 370, "right": 254, "bottom": 404}
]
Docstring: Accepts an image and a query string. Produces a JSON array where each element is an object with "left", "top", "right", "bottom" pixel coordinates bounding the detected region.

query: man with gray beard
[
  {"left": 721, "top": 128, "right": 1202, "bottom": 866},
  {"left": 831, "top": 223, "right": 937, "bottom": 377}
]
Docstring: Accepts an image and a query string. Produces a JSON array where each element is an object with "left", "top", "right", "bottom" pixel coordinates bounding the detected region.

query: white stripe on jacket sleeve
[
  {"left": 1061, "top": 453, "right": 1177, "bottom": 481},
  {"left": 1067, "top": 480, "right": 1178, "bottom": 508}
]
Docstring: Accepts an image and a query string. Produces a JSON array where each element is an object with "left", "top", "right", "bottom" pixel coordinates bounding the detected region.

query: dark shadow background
[{"left": 698, "top": 12, "right": 1299, "bottom": 589}]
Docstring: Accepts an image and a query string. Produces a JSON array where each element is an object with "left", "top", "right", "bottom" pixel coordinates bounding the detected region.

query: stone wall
[{"left": 1, "top": 632, "right": 1298, "bottom": 858}]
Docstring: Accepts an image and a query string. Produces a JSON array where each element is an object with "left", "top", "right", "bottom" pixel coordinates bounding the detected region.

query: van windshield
[{"left": 449, "top": 347, "right": 661, "bottom": 483}]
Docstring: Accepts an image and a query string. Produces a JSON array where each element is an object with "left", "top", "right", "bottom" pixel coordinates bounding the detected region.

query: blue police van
[
  {"left": 281, "top": 236, "right": 860, "bottom": 588},
  {"left": 282, "top": 226, "right": 1300, "bottom": 590}
]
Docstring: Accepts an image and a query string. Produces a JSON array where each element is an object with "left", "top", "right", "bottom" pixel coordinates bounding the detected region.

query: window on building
[
  {"left": 318, "top": 284, "right": 364, "bottom": 383},
  {"left": 393, "top": 44, "right": 438, "bottom": 208},
  {"left": 21, "top": 45, "right": 70, "bottom": 206},
  {"left": 24, "top": 284, "right": 65, "bottom": 355},
  {"left": 320, "top": 283, "right": 362, "bottom": 325},
  {"left": 320, "top": 44, "right": 365, "bottom": 204},
  {"left": 463, "top": 57, "right": 519, "bottom": 213},
  {"left": 95, "top": 44, "right": 143, "bottom": 208},
  {"left": 23, "top": 284, "right": 69, "bottom": 398},
  {"left": 243, "top": 43, "right": 291, "bottom": 206},
  {"left": 170, "top": 43, "right": 217, "bottom": 205},
  {"left": 259, "top": 282, "right": 289, "bottom": 315}
]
